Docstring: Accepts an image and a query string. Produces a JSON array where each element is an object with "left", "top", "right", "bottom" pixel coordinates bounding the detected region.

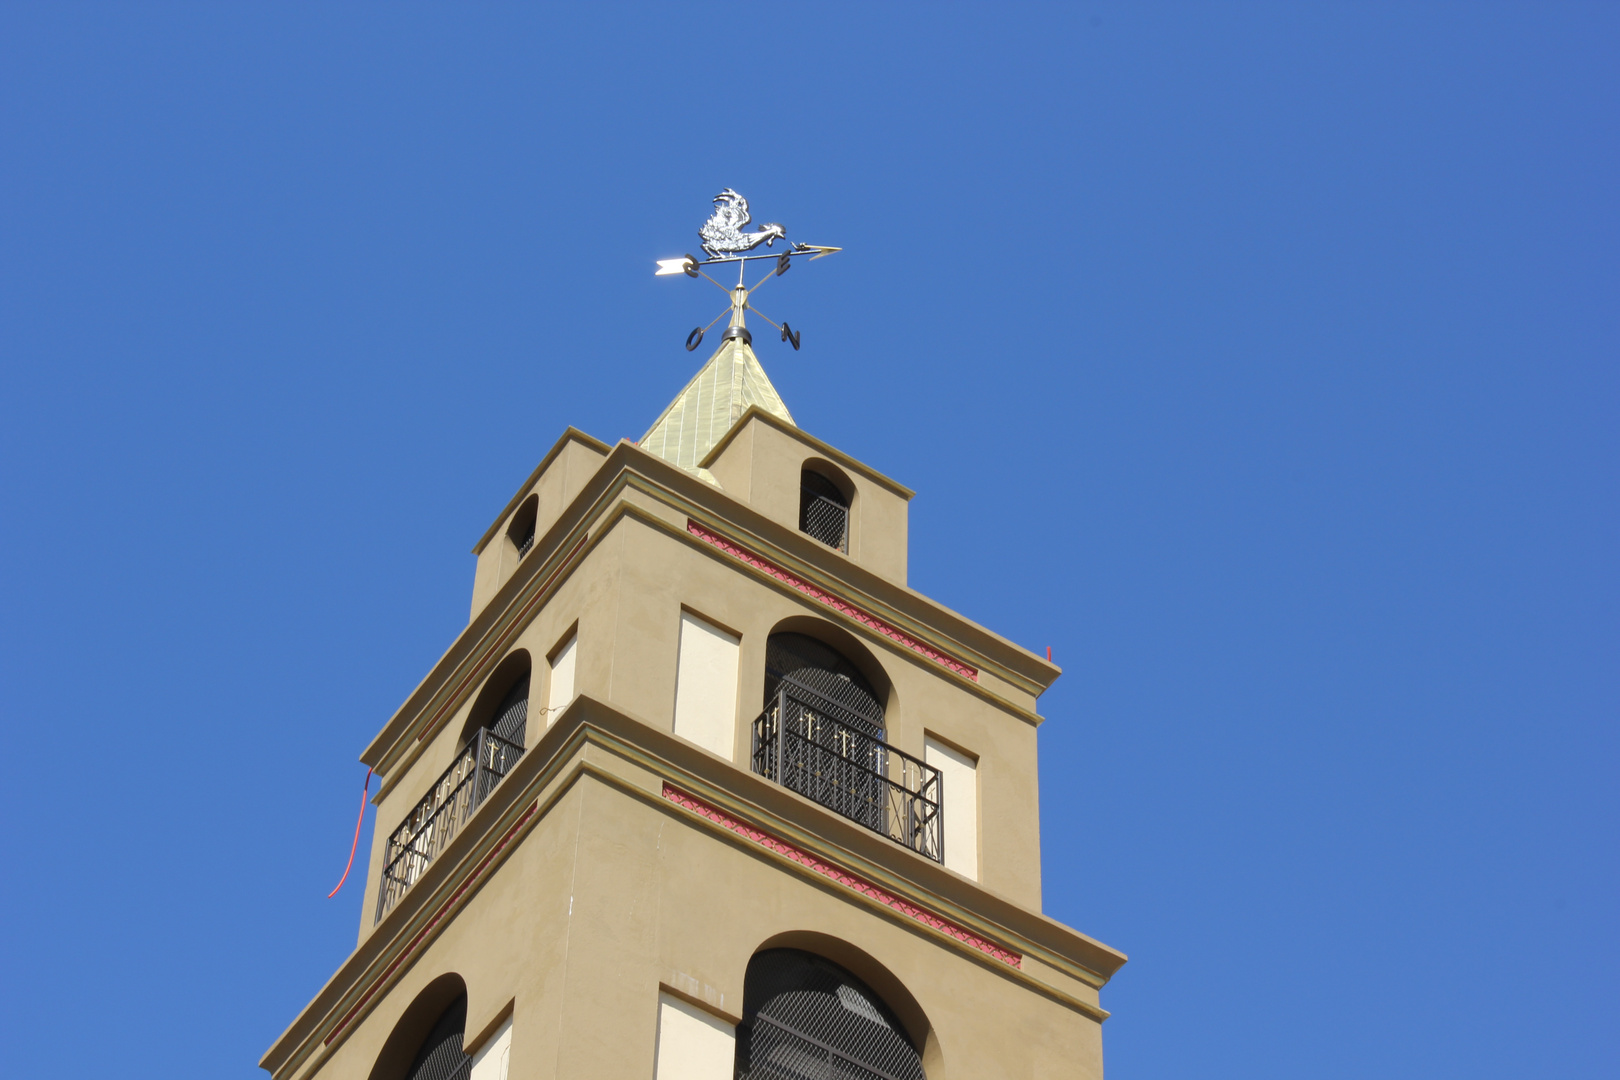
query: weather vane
[{"left": 655, "top": 189, "right": 840, "bottom": 352}]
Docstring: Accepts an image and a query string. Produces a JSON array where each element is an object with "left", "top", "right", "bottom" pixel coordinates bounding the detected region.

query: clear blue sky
[{"left": 1, "top": 5, "right": 1614, "bottom": 1078}]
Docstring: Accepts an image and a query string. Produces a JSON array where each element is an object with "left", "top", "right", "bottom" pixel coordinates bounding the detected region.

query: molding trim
[
  {"left": 687, "top": 519, "right": 980, "bottom": 682},
  {"left": 267, "top": 704, "right": 1118, "bottom": 1078},
  {"left": 662, "top": 782, "right": 1019, "bottom": 968},
  {"left": 696, "top": 406, "right": 915, "bottom": 499}
]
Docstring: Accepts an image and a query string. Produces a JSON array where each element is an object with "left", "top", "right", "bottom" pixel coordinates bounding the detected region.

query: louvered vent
[{"left": 737, "top": 950, "right": 925, "bottom": 1080}]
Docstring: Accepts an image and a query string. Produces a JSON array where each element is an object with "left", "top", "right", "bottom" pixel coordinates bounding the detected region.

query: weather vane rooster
[
  {"left": 656, "top": 189, "right": 840, "bottom": 353},
  {"left": 698, "top": 189, "right": 787, "bottom": 259}
]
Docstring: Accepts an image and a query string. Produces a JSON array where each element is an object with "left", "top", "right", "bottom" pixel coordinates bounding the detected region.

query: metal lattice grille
[
  {"left": 490, "top": 675, "right": 529, "bottom": 747},
  {"left": 375, "top": 727, "right": 525, "bottom": 922},
  {"left": 800, "top": 473, "right": 849, "bottom": 553},
  {"left": 404, "top": 997, "right": 472, "bottom": 1080},
  {"left": 765, "top": 633, "right": 884, "bottom": 739},
  {"left": 738, "top": 951, "right": 925, "bottom": 1080}
]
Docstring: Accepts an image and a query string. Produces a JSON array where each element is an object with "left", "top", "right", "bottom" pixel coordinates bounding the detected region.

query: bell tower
[{"left": 262, "top": 197, "right": 1126, "bottom": 1080}]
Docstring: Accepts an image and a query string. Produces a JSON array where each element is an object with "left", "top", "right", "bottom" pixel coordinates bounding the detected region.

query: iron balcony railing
[
  {"left": 751, "top": 678, "right": 943, "bottom": 864},
  {"left": 374, "top": 727, "right": 525, "bottom": 923}
]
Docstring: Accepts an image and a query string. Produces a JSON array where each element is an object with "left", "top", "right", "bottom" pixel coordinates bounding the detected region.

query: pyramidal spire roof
[{"left": 640, "top": 292, "right": 794, "bottom": 475}]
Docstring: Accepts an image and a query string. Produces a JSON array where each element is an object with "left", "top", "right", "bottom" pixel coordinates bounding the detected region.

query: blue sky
[{"left": 1, "top": 5, "right": 1614, "bottom": 1077}]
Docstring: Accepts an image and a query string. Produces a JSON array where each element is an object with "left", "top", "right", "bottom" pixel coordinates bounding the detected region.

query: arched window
[
  {"left": 369, "top": 975, "right": 474, "bottom": 1080},
  {"left": 764, "top": 632, "right": 884, "bottom": 737},
  {"left": 755, "top": 631, "right": 941, "bottom": 863},
  {"left": 507, "top": 495, "right": 538, "bottom": 559},
  {"left": 736, "top": 949, "right": 925, "bottom": 1080},
  {"left": 485, "top": 673, "right": 530, "bottom": 749},
  {"left": 377, "top": 664, "right": 530, "bottom": 923},
  {"left": 402, "top": 994, "right": 471, "bottom": 1080},
  {"left": 456, "top": 655, "right": 532, "bottom": 755},
  {"left": 799, "top": 468, "right": 849, "bottom": 553},
  {"left": 758, "top": 633, "right": 888, "bottom": 835}
]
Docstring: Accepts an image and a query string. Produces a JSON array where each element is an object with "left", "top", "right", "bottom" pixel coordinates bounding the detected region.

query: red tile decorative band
[
  {"left": 662, "top": 782, "right": 1021, "bottom": 969},
  {"left": 686, "top": 520, "right": 979, "bottom": 682},
  {"left": 325, "top": 800, "right": 539, "bottom": 1046}
]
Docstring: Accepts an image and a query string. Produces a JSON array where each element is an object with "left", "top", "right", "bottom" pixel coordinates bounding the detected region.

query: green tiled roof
[{"left": 640, "top": 333, "right": 794, "bottom": 474}]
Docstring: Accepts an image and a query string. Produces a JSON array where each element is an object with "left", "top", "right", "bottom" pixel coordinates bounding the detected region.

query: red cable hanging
[{"left": 327, "top": 767, "right": 373, "bottom": 898}]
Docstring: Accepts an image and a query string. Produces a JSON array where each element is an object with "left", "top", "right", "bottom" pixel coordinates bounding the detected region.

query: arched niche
[
  {"left": 506, "top": 494, "right": 539, "bottom": 558},
  {"left": 457, "top": 649, "right": 532, "bottom": 750},
  {"left": 799, "top": 458, "right": 855, "bottom": 553},
  {"left": 763, "top": 615, "right": 896, "bottom": 721},
  {"left": 739, "top": 933, "right": 939, "bottom": 1079},
  {"left": 367, "top": 973, "right": 470, "bottom": 1080},
  {"left": 801, "top": 457, "right": 855, "bottom": 505}
]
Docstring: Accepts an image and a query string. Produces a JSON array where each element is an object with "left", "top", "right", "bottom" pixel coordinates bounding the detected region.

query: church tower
[{"left": 261, "top": 215, "right": 1126, "bottom": 1080}]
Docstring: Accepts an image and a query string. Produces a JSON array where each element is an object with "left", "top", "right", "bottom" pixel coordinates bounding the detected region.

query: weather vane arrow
[{"left": 653, "top": 189, "right": 840, "bottom": 352}]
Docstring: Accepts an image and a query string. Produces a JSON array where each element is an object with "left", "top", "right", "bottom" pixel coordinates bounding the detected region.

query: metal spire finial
[{"left": 655, "top": 189, "right": 841, "bottom": 353}]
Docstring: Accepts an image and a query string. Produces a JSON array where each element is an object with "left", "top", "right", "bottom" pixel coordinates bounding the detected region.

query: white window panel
[
  {"left": 654, "top": 992, "right": 735, "bottom": 1080},
  {"left": 469, "top": 1016, "right": 512, "bottom": 1080},
  {"left": 547, "top": 634, "right": 576, "bottom": 726},
  {"left": 926, "top": 737, "right": 979, "bottom": 880},
  {"left": 672, "top": 613, "right": 741, "bottom": 760}
]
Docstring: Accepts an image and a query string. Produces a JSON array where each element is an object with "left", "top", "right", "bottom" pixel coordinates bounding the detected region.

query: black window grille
[
  {"left": 489, "top": 674, "right": 529, "bottom": 747},
  {"left": 765, "top": 634, "right": 884, "bottom": 738},
  {"left": 737, "top": 950, "right": 925, "bottom": 1080},
  {"left": 800, "top": 472, "right": 849, "bottom": 553},
  {"left": 754, "top": 635, "right": 942, "bottom": 864},
  {"left": 403, "top": 996, "right": 472, "bottom": 1080}
]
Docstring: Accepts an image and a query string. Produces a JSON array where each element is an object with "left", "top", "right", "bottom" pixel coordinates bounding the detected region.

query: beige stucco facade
[{"left": 262, "top": 387, "right": 1126, "bottom": 1080}]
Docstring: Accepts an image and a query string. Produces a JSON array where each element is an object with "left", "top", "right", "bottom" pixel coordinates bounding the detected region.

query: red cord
[{"left": 327, "top": 767, "right": 373, "bottom": 898}]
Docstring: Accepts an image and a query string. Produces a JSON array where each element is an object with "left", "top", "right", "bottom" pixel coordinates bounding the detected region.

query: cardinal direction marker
[{"left": 653, "top": 189, "right": 839, "bottom": 350}]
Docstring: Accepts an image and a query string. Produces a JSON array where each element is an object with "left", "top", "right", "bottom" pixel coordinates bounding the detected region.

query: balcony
[
  {"left": 375, "top": 728, "right": 525, "bottom": 923},
  {"left": 751, "top": 678, "right": 943, "bottom": 864}
]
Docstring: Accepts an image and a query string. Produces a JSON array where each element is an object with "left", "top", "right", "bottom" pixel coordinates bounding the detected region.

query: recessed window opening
[
  {"left": 764, "top": 632, "right": 883, "bottom": 737},
  {"left": 799, "top": 469, "right": 849, "bottom": 553},
  {"left": 546, "top": 632, "right": 577, "bottom": 726},
  {"left": 507, "top": 495, "right": 538, "bottom": 559},
  {"left": 403, "top": 994, "right": 471, "bottom": 1080},
  {"left": 484, "top": 674, "right": 530, "bottom": 749},
  {"left": 756, "top": 631, "right": 942, "bottom": 863},
  {"left": 376, "top": 666, "right": 530, "bottom": 924},
  {"left": 736, "top": 949, "right": 924, "bottom": 1080}
]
